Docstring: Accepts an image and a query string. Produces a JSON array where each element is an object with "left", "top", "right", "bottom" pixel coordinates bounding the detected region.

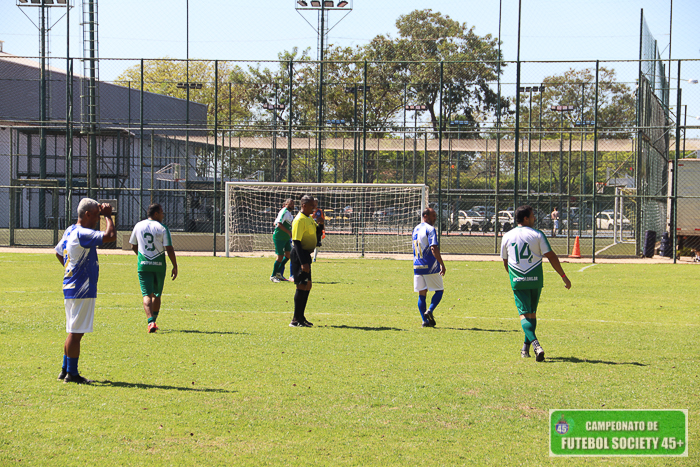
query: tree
[
  {"left": 365, "top": 9, "right": 505, "bottom": 132},
  {"left": 114, "top": 58, "right": 253, "bottom": 126}
]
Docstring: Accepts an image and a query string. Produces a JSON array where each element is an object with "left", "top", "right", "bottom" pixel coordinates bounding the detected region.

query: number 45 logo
[{"left": 512, "top": 242, "right": 533, "bottom": 263}]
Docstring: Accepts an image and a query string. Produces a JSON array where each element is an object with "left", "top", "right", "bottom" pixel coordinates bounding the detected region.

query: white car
[
  {"left": 490, "top": 210, "right": 515, "bottom": 232},
  {"left": 595, "top": 211, "right": 632, "bottom": 230},
  {"left": 457, "top": 210, "right": 487, "bottom": 231}
]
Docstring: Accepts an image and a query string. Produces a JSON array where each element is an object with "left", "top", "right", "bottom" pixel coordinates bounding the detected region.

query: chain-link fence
[{"left": 1, "top": 54, "right": 699, "bottom": 258}]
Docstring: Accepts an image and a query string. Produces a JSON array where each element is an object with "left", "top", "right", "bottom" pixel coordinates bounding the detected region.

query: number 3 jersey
[
  {"left": 129, "top": 219, "right": 172, "bottom": 273},
  {"left": 412, "top": 222, "right": 440, "bottom": 275},
  {"left": 500, "top": 226, "right": 552, "bottom": 289}
]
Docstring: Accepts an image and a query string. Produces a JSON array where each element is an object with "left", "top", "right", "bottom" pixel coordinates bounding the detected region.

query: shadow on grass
[
  {"left": 94, "top": 380, "right": 237, "bottom": 393},
  {"left": 325, "top": 324, "right": 408, "bottom": 332},
  {"left": 311, "top": 281, "right": 340, "bottom": 285},
  {"left": 166, "top": 329, "right": 248, "bottom": 335},
  {"left": 441, "top": 327, "right": 519, "bottom": 333},
  {"left": 548, "top": 356, "right": 648, "bottom": 366}
]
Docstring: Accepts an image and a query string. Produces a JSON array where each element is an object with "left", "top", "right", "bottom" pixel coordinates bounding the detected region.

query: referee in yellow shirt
[{"left": 289, "top": 195, "right": 318, "bottom": 327}]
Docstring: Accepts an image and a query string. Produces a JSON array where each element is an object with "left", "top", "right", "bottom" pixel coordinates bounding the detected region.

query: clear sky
[{"left": 1, "top": 0, "right": 698, "bottom": 117}]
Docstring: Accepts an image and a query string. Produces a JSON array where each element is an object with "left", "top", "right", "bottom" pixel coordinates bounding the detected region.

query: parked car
[
  {"left": 429, "top": 202, "right": 457, "bottom": 229},
  {"left": 595, "top": 211, "right": 632, "bottom": 230},
  {"left": 489, "top": 210, "right": 515, "bottom": 232},
  {"left": 457, "top": 210, "right": 488, "bottom": 232},
  {"left": 373, "top": 207, "right": 397, "bottom": 223},
  {"left": 469, "top": 205, "right": 496, "bottom": 218}
]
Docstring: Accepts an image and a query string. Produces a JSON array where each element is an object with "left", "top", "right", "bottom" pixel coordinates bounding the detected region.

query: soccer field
[{"left": 0, "top": 253, "right": 697, "bottom": 465}]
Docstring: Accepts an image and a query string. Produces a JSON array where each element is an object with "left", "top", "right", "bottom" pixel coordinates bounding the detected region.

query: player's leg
[
  {"left": 150, "top": 271, "right": 166, "bottom": 330},
  {"left": 62, "top": 298, "right": 94, "bottom": 383},
  {"left": 425, "top": 274, "right": 444, "bottom": 326},
  {"left": 289, "top": 249, "right": 306, "bottom": 326},
  {"left": 278, "top": 244, "right": 291, "bottom": 280},
  {"left": 414, "top": 275, "right": 430, "bottom": 326},
  {"left": 515, "top": 289, "right": 543, "bottom": 361},
  {"left": 316, "top": 224, "right": 323, "bottom": 247},
  {"left": 271, "top": 233, "right": 285, "bottom": 281}
]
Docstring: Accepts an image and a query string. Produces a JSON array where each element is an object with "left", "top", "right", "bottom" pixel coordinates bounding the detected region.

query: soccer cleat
[
  {"left": 57, "top": 369, "right": 67, "bottom": 381},
  {"left": 289, "top": 321, "right": 304, "bottom": 327},
  {"left": 148, "top": 322, "right": 158, "bottom": 333},
  {"left": 270, "top": 275, "right": 281, "bottom": 283},
  {"left": 302, "top": 320, "right": 314, "bottom": 327},
  {"left": 275, "top": 273, "right": 288, "bottom": 281},
  {"left": 422, "top": 321, "right": 435, "bottom": 328},
  {"left": 532, "top": 341, "right": 545, "bottom": 362},
  {"left": 64, "top": 373, "right": 92, "bottom": 384},
  {"left": 425, "top": 311, "right": 436, "bottom": 327},
  {"left": 288, "top": 275, "right": 294, "bottom": 282},
  {"left": 521, "top": 349, "right": 531, "bottom": 358}
]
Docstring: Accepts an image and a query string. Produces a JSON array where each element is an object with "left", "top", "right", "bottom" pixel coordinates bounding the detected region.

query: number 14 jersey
[
  {"left": 500, "top": 226, "right": 552, "bottom": 289},
  {"left": 129, "top": 219, "right": 172, "bottom": 272}
]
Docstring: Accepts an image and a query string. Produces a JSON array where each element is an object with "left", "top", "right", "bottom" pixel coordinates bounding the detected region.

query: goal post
[{"left": 225, "top": 182, "right": 428, "bottom": 257}]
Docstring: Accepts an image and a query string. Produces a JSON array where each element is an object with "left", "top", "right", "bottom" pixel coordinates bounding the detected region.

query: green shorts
[
  {"left": 273, "top": 232, "right": 292, "bottom": 255},
  {"left": 513, "top": 288, "right": 541, "bottom": 315},
  {"left": 138, "top": 271, "right": 166, "bottom": 297}
]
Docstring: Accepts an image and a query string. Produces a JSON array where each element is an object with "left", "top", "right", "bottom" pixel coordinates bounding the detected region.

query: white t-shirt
[
  {"left": 129, "top": 219, "right": 172, "bottom": 272},
  {"left": 501, "top": 226, "right": 552, "bottom": 289}
]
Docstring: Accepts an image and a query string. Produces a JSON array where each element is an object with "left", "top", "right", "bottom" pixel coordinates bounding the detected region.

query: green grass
[{"left": 0, "top": 253, "right": 697, "bottom": 465}]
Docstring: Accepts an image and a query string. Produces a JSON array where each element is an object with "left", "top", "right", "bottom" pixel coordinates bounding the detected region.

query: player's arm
[
  {"left": 100, "top": 204, "right": 117, "bottom": 243},
  {"left": 502, "top": 258, "right": 509, "bottom": 272},
  {"left": 543, "top": 251, "right": 571, "bottom": 289},
  {"left": 131, "top": 244, "right": 138, "bottom": 254},
  {"left": 55, "top": 252, "right": 64, "bottom": 266},
  {"left": 430, "top": 244, "right": 446, "bottom": 276},
  {"left": 276, "top": 223, "right": 292, "bottom": 237},
  {"left": 165, "top": 245, "right": 178, "bottom": 280}
]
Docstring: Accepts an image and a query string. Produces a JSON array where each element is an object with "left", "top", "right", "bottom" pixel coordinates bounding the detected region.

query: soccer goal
[{"left": 225, "top": 182, "right": 428, "bottom": 256}]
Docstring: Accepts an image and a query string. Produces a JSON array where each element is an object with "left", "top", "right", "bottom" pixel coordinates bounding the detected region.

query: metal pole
[
  {"left": 437, "top": 62, "right": 444, "bottom": 237},
  {"left": 150, "top": 131, "right": 154, "bottom": 204},
  {"left": 592, "top": 60, "right": 600, "bottom": 263},
  {"left": 362, "top": 62, "right": 368, "bottom": 183},
  {"left": 513, "top": 0, "right": 522, "bottom": 209},
  {"left": 672, "top": 63, "right": 681, "bottom": 263},
  {"left": 413, "top": 111, "right": 417, "bottom": 184},
  {"left": 316, "top": 3, "right": 325, "bottom": 183},
  {"left": 213, "top": 60, "right": 219, "bottom": 256},
  {"left": 39, "top": 1, "right": 47, "bottom": 227},
  {"left": 139, "top": 59, "right": 144, "bottom": 216},
  {"left": 288, "top": 60, "right": 293, "bottom": 182}
]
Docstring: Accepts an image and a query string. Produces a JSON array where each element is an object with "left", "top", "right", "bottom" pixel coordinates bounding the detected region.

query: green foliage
[{"left": 0, "top": 254, "right": 698, "bottom": 465}]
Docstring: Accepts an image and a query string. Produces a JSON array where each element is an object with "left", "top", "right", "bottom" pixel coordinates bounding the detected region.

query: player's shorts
[
  {"left": 65, "top": 298, "right": 96, "bottom": 333},
  {"left": 414, "top": 273, "right": 444, "bottom": 292},
  {"left": 290, "top": 248, "right": 312, "bottom": 285},
  {"left": 513, "top": 288, "right": 541, "bottom": 315},
  {"left": 138, "top": 270, "right": 166, "bottom": 297},
  {"left": 273, "top": 232, "right": 292, "bottom": 255}
]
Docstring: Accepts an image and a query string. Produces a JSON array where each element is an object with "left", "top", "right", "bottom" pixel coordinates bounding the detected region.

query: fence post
[
  {"left": 592, "top": 60, "right": 600, "bottom": 264},
  {"left": 672, "top": 61, "right": 681, "bottom": 263},
  {"left": 139, "top": 59, "right": 144, "bottom": 217},
  {"left": 288, "top": 59, "right": 293, "bottom": 182},
  {"left": 437, "top": 61, "right": 444, "bottom": 237},
  {"left": 362, "top": 60, "right": 368, "bottom": 183},
  {"left": 214, "top": 60, "right": 219, "bottom": 257}
]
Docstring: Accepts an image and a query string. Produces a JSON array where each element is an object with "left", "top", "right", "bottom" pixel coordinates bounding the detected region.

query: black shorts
[{"left": 290, "top": 248, "right": 312, "bottom": 284}]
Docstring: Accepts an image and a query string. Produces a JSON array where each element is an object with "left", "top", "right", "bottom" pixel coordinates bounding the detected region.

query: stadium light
[
  {"left": 297, "top": 0, "right": 308, "bottom": 5},
  {"left": 176, "top": 82, "right": 203, "bottom": 89},
  {"left": 310, "top": 0, "right": 320, "bottom": 6},
  {"left": 262, "top": 103, "right": 286, "bottom": 110},
  {"left": 337, "top": 1, "right": 349, "bottom": 6},
  {"left": 688, "top": 79, "right": 699, "bottom": 84},
  {"left": 405, "top": 105, "right": 427, "bottom": 111}
]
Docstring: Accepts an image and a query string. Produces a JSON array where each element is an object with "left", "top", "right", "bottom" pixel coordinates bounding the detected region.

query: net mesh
[{"left": 225, "top": 182, "right": 427, "bottom": 255}]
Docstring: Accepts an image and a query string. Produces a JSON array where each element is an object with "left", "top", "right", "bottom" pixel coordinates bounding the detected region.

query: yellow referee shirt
[{"left": 292, "top": 211, "right": 318, "bottom": 251}]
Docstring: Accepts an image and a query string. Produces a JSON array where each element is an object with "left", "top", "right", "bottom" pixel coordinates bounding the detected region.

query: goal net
[{"left": 225, "top": 182, "right": 428, "bottom": 256}]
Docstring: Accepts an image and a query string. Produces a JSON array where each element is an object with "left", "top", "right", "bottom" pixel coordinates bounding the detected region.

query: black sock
[{"left": 294, "top": 289, "right": 310, "bottom": 322}]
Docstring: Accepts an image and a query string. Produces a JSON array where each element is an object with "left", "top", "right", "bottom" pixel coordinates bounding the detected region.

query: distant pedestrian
[
  {"left": 412, "top": 207, "right": 446, "bottom": 327},
  {"left": 551, "top": 207, "right": 560, "bottom": 237},
  {"left": 55, "top": 198, "right": 116, "bottom": 384}
]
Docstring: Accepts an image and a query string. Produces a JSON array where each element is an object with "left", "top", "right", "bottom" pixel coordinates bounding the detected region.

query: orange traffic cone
[{"left": 569, "top": 236, "right": 581, "bottom": 258}]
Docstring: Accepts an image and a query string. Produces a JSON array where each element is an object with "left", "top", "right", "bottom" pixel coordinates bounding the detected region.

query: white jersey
[
  {"left": 500, "top": 226, "right": 552, "bottom": 290},
  {"left": 129, "top": 219, "right": 172, "bottom": 272}
]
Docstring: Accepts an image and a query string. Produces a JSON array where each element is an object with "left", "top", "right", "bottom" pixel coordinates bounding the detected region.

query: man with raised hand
[
  {"left": 289, "top": 195, "right": 317, "bottom": 327},
  {"left": 412, "top": 207, "right": 446, "bottom": 327},
  {"left": 129, "top": 203, "right": 178, "bottom": 333},
  {"left": 501, "top": 205, "right": 571, "bottom": 362},
  {"left": 55, "top": 198, "right": 116, "bottom": 384},
  {"left": 271, "top": 198, "right": 294, "bottom": 282}
]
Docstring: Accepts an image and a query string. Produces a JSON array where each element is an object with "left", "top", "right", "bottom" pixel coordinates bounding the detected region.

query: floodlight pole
[
  {"left": 513, "top": 0, "right": 522, "bottom": 209},
  {"left": 317, "top": 1, "right": 325, "bottom": 183}
]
